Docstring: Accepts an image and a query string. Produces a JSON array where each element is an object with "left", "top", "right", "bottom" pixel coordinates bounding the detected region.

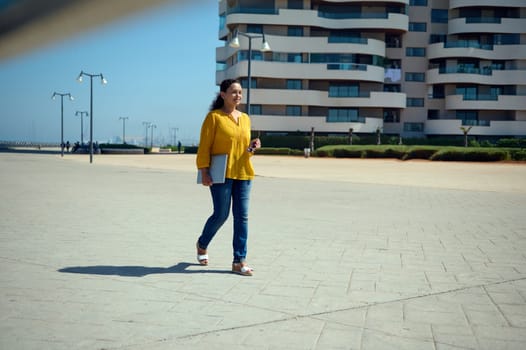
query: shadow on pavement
[{"left": 58, "top": 262, "right": 231, "bottom": 277}]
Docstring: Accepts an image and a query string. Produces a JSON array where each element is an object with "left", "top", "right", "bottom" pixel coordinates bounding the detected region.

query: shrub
[
  {"left": 333, "top": 148, "right": 363, "bottom": 158},
  {"left": 403, "top": 147, "right": 439, "bottom": 160},
  {"left": 184, "top": 146, "right": 198, "bottom": 154},
  {"left": 255, "top": 147, "right": 292, "bottom": 155},
  {"left": 509, "top": 149, "right": 526, "bottom": 161},
  {"left": 497, "top": 138, "right": 525, "bottom": 148},
  {"left": 431, "top": 148, "right": 509, "bottom": 162}
]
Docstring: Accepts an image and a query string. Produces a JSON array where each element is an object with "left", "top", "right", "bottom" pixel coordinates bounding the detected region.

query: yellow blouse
[{"left": 196, "top": 109, "right": 255, "bottom": 180}]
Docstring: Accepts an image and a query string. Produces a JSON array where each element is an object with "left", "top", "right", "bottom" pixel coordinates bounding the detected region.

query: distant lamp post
[
  {"left": 150, "top": 124, "right": 157, "bottom": 148},
  {"left": 143, "top": 121, "right": 151, "bottom": 147},
  {"left": 119, "top": 117, "right": 129, "bottom": 144},
  {"left": 52, "top": 92, "right": 73, "bottom": 157},
  {"left": 75, "top": 111, "right": 88, "bottom": 145},
  {"left": 229, "top": 29, "right": 271, "bottom": 114},
  {"left": 77, "top": 70, "right": 107, "bottom": 163}
]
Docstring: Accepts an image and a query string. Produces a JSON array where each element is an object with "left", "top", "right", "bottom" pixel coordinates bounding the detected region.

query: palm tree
[{"left": 460, "top": 126, "right": 472, "bottom": 147}]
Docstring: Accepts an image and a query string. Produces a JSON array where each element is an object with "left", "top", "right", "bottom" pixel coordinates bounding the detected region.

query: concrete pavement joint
[{"left": 114, "top": 275, "right": 526, "bottom": 349}]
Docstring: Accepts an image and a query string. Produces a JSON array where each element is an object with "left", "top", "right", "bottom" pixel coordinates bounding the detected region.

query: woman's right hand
[{"left": 201, "top": 168, "right": 213, "bottom": 186}]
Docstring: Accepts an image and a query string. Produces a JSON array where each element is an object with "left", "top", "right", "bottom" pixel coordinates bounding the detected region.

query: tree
[{"left": 460, "top": 126, "right": 472, "bottom": 147}]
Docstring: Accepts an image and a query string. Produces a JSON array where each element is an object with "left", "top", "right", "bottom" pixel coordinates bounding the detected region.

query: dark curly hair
[{"left": 210, "top": 79, "right": 241, "bottom": 111}]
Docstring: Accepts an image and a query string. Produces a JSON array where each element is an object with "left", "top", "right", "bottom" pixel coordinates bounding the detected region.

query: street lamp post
[
  {"left": 75, "top": 111, "right": 88, "bottom": 145},
  {"left": 77, "top": 71, "right": 107, "bottom": 163},
  {"left": 119, "top": 117, "right": 129, "bottom": 144},
  {"left": 52, "top": 92, "right": 73, "bottom": 157},
  {"left": 170, "top": 127, "right": 178, "bottom": 146},
  {"left": 143, "top": 121, "right": 151, "bottom": 147},
  {"left": 150, "top": 124, "right": 157, "bottom": 148},
  {"left": 229, "top": 29, "right": 271, "bottom": 114}
]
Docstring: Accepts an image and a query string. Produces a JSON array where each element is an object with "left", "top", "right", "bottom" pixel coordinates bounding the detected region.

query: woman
[{"left": 196, "top": 79, "right": 261, "bottom": 276}]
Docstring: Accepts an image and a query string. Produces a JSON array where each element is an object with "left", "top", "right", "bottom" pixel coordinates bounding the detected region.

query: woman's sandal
[
  {"left": 232, "top": 262, "right": 253, "bottom": 276},
  {"left": 196, "top": 242, "right": 208, "bottom": 266}
]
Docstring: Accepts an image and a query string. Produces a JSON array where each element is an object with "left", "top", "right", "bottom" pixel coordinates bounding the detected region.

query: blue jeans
[{"left": 197, "top": 179, "right": 252, "bottom": 263}]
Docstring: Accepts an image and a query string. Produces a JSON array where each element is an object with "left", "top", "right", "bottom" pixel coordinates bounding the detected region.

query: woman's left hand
[{"left": 249, "top": 138, "right": 261, "bottom": 150}]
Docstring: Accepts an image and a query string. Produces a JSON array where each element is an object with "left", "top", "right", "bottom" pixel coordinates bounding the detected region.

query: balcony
[
  {"left": 250, "top": 115, "right": 383, "bottom": 134},
  {"left": 450, "top": 0, "right": 525, "bottom": 8},
  {"left": 225, "top": 9, "right": 408, "bottom": 32},
  {"left": 449, "top": 17, "right": 526, "bottom": 34},
  {"left": 446, "top": 94, "right": 526, "bottom": 111},
  {"left": 427, "top": 42, "right": 526, "bottom": 60},
  {"left": 426, "top": 67, "right": 526, "bottom": 85},
  {"left": 247, "top": 89, "right": 406, "bottom": 108},
  {"left": 217, "top": 61, "right": 386, "bottom": 83},
  {"left": 425, "top": 119, "right": 526, "bottom": 136}
]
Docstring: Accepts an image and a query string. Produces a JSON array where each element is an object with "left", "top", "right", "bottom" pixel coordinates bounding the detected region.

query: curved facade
[{"left": 217, "top": 0, "right": 526, "bottom": 138}]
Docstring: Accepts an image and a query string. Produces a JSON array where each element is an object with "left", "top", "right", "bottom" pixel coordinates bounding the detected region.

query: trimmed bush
[
  {"left": 333, "top": 148, "right": 363, "bottom": 158},
  {"left": 430, "top": 148, "right": 509, "bottom": 162},
  {"left": 403, "top": 147, "right": 439, "bottom": 160}
]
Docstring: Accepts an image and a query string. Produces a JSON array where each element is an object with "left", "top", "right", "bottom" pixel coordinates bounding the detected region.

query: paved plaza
[{"left": 1, "top": 152, "right": 526, "bottom": 350}]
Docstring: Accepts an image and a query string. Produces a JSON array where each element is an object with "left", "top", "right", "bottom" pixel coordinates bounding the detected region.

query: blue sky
[{"left": 0, "top": 1, "right": 222, "bottom": 146}]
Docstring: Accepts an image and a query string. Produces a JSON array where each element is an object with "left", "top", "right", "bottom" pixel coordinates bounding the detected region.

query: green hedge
[
  {"left": 315, "top": 145, "right": 523, "bottom": 162},
  {"left": 185, "top": 144, "right": 526, "bottom": 162}
]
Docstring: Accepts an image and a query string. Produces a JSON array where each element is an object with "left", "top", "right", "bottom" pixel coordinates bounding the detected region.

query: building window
[
  {"left": 246, "top": 24, "right": 263, "bottom": 34},
  {"left": 288, "top": 0, "right": 303, "bottom": 9},
  {"left": 327, "top": 108, "right": 362, "bottom": 122},
  {"left": 405, "top": 72, "right": 425, "bottom": 82},
  {"left": 431, "top": 9, "right": 448, "bottom": 23},
  {"left": 409, "top": 22, "right": 427, "bottom": 32},
  {"left": 407, "top": 98, "right": 424, "bottom": 107},
  {"left": 431, "top": 85, "right": 445, "bottom": 98},
  {"left": 240, "top": 78, "right": 257, "bottom": 89},
  {"left": 409, "top": 0, "right": 427, "bottom": 5},
  {"left": 250, "top": 104, "right": 262, "bottom": 115},
  {"left": 406, "top": 47, "right": 426, "bottom": 56},
  {"left": 456, "top": 111, "right": 478, "bottom": 123},
  {"left": 287, "top": 79, "right": 302, "bottom": 89},
  {"left": 427, "top": 110, "right": 439, "bottom": 119},
  {"left": 383, "top": 110, "right": 400, "bottom": 123},
  {"left": 430, "top": 34, "right": 447, "bottom": 44},
  {"left": 329, "top": 84, "right": 359, "bottom": 97},
  {"left": 286, "top": 106, "right": 301, "bottom": 116},
  {"left": 456, "top": 86, "right": 477, "bottom": 100},
  {"left": 386, "top": 34, "right": 401, "bottom": 48},
  {"left": 403, "top": 122, "right": 424, "bottom": 132},
  {"left": 288, "top": 26, "right": 303, "bottom": 37},
  {"left": 287, "top": 53, "right": 303, "bottom": 63}
]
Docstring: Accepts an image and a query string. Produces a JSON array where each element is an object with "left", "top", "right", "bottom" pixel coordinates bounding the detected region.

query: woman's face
[{"left": 221, "top": 82, "right": 243, "bottom": 108}]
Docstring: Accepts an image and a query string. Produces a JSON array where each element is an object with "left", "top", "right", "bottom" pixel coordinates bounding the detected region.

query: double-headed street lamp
[
  {"left": 119, "top": 117, "right": 129, "bottom": 144},
  {"left": 229, "top": 29, "right": 271, "bottom": 114},
  {"left": 77, "top": 71, "right": 107, "bottom": 163},
  {"left": 75, "top": 111, "right": 88, "bottom": 145},
  {"left": 143, "top": 121, "right": 151, "bottom": 147},
  {"left": 52, "top": 92, "right": 73, "bottom": 157},
  {"left": 150, "top": 124, "right": 157, "bottom": 148}
]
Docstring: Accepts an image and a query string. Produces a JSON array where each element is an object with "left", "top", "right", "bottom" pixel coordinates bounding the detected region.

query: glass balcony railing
[
  {"left": 460, "top": 119, "right": 491, "bottom": 126},
  {"left": 328, "top": 36, "right": 368, "bottom": 44},
  {"left": 226, "top": 6, "right": 278, "bottom": 15},
  {"left": 318, "top": 11, "right": 389, "bottom": 19},
  {"left": 327, "top": 63, "right": 367, "bottom": 71},
  {"left": 438, "top": 66, "right": 493, "bottom": 75},
  {"left": 464, "top": 17, "right": 502, "bottom": 24},
  {"left": 444, "top": 41, "right": 493, "bottom": 50}
]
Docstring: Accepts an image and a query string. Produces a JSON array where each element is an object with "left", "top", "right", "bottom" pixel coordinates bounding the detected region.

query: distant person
[
  {"left": 177, "top": 141, "right": 182, "bottom": 154},
  {"left": 195, "top": 78, "right": 261, "bottom": 276},
  {"left": 66, "top": 141, "right": 70, "bottom": 152}
]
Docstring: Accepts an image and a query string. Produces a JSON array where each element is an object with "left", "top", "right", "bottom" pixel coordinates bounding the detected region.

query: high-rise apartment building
[{"left": 216, "top": 0, "right": 526, "bottom": 139}]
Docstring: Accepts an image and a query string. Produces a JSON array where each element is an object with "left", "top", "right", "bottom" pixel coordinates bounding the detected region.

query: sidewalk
[{"left": 1, "top": 153, "right": 525, "bottom": 349}]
